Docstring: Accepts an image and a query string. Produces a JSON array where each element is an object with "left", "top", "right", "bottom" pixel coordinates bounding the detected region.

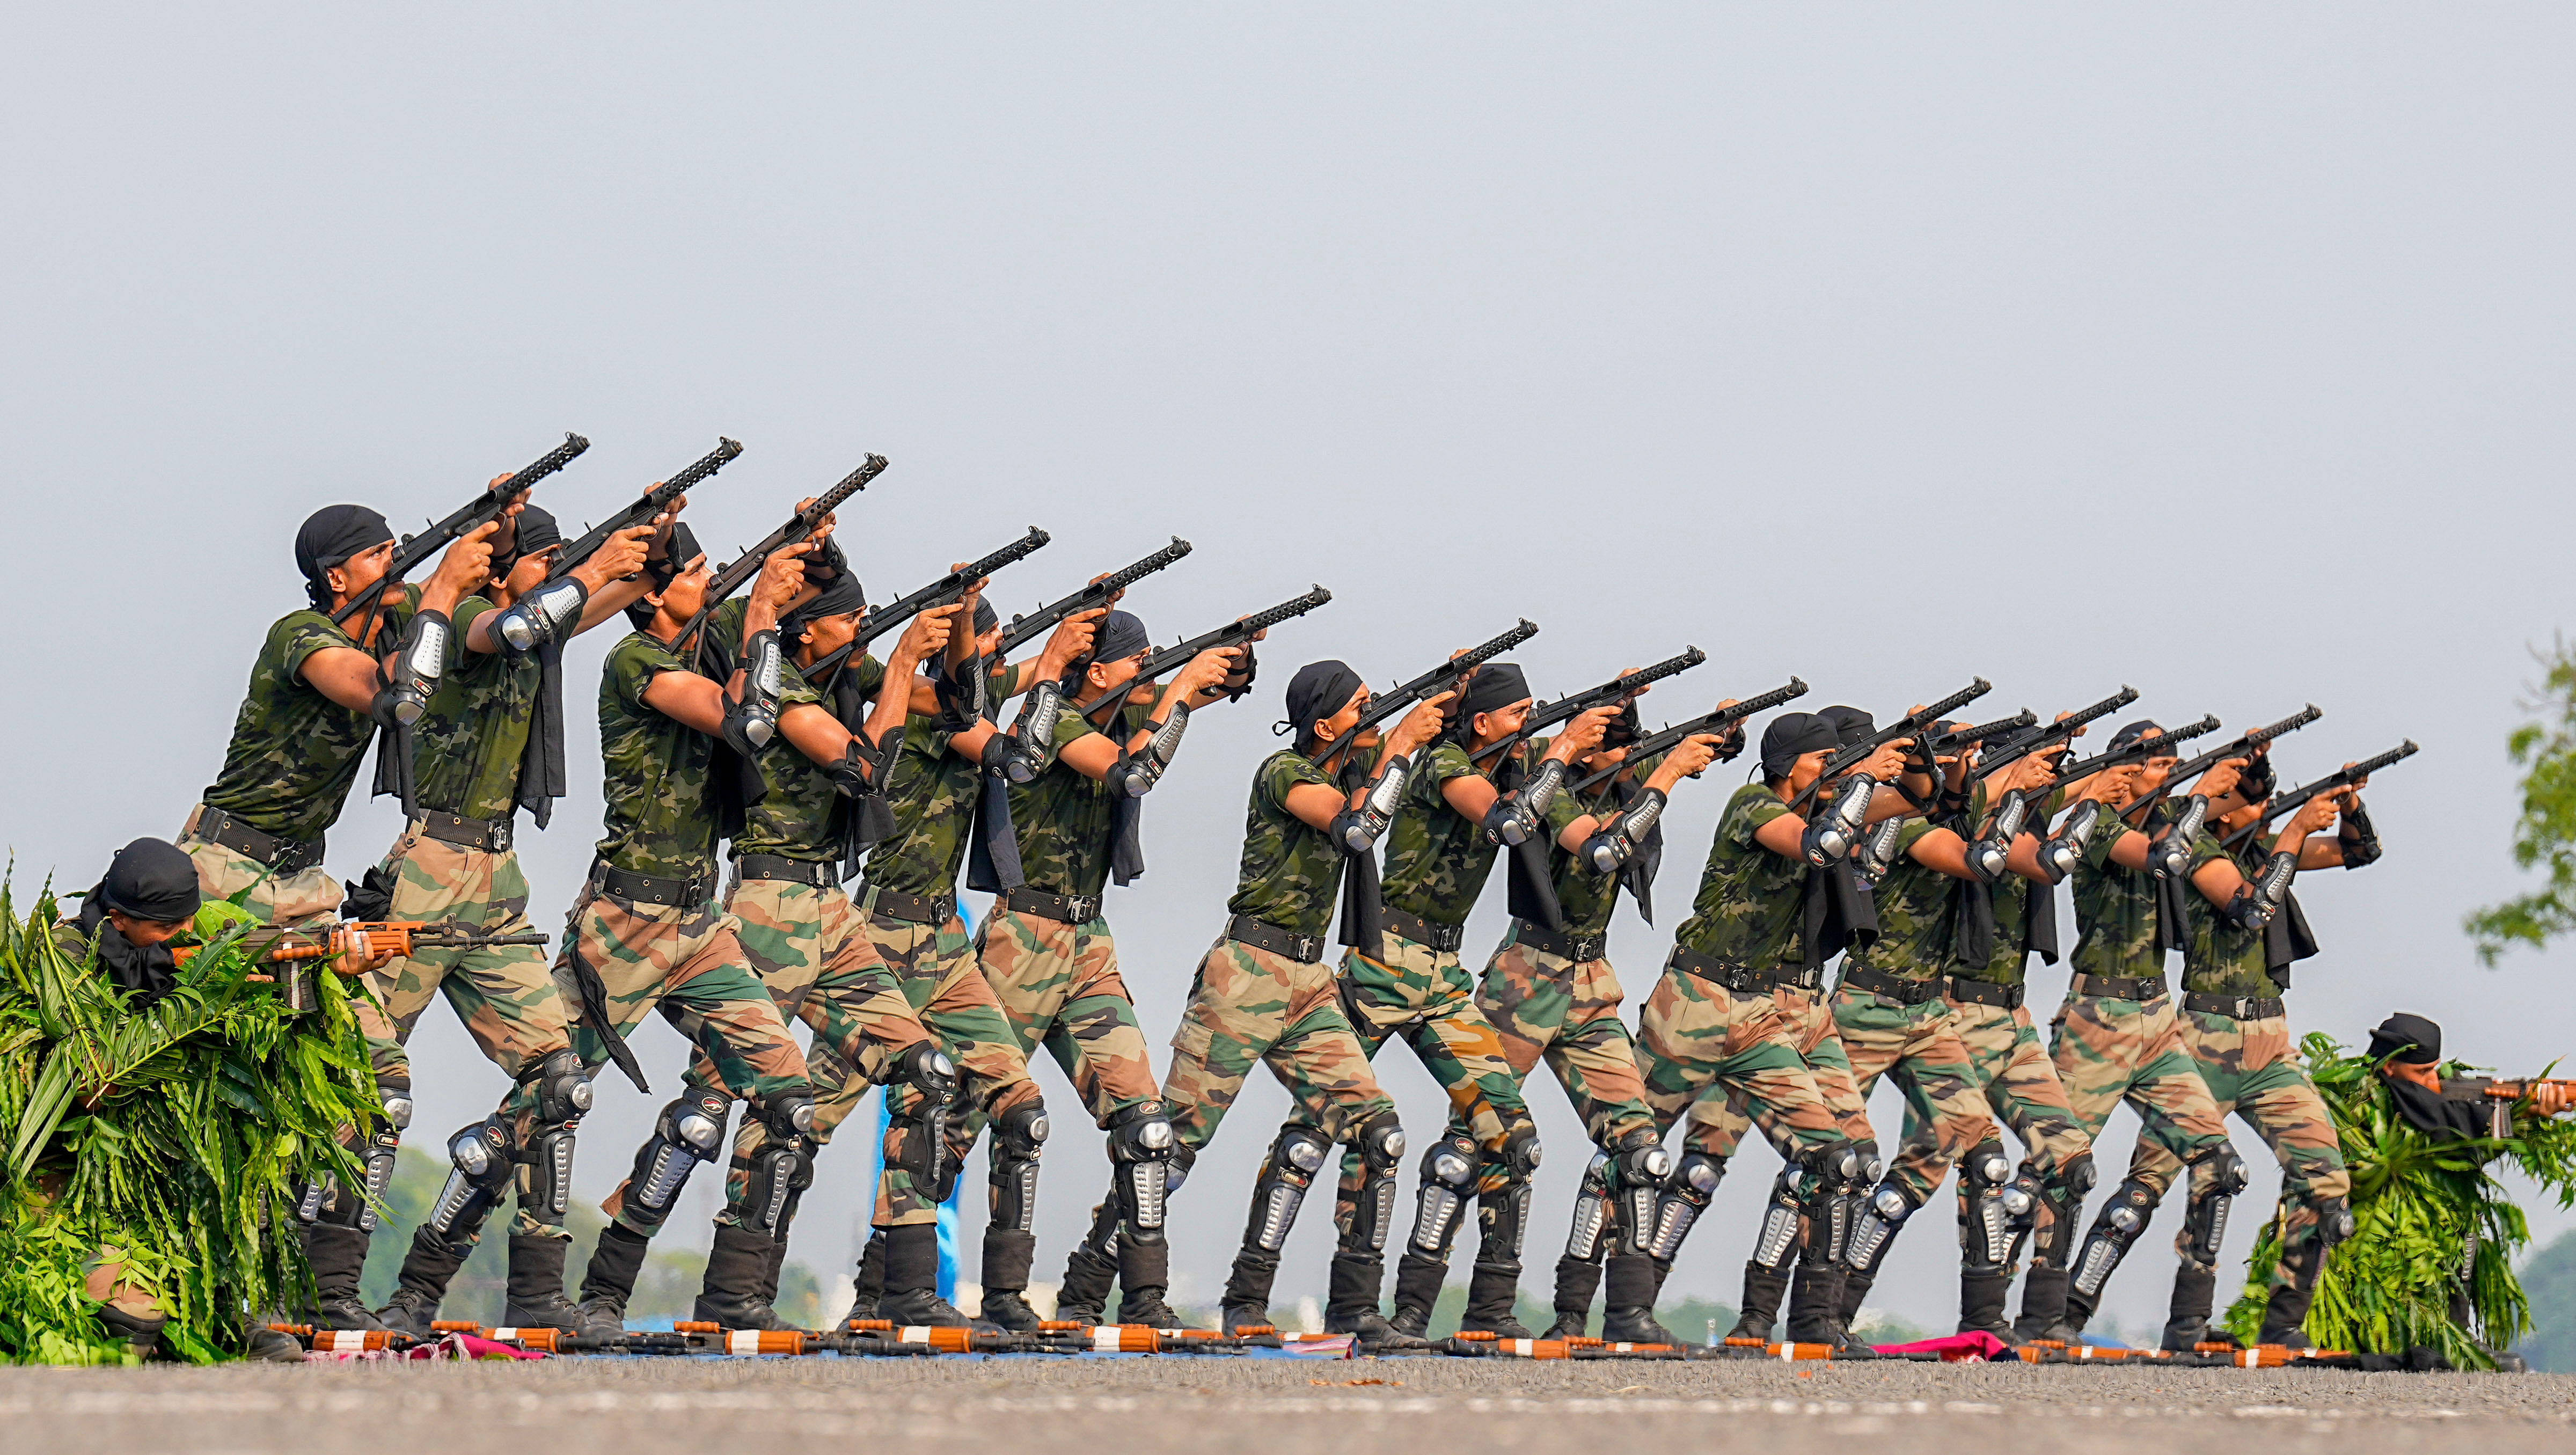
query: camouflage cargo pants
[
  {"left": 2125, "top": 1011, "right": 2351, "bottom": 1295},
  {"left": 551, "top": 882, "right": 813, "bottom": 1237},
  {"left": 688, "top": 876, "right": 937, "bottom": 1233},
  {"left": 178, "top": 807, "right": 340, "bottom": 931},
  {"left": 352, "top": 825, "right": 572, "bottom": 1092},
  {"left": 2048, "top": 985, "right": 2234, "bottom": 1167},
  {"left": 1921, "top": 997, "right": 2094, "bottom": 1259},
  {"left": 1338, "top": 932, "right": 1533, "bottom": 1181},
  {"left": 1168, "top": 935, "right": 1394, "bottom": 1151},
  {"left": 1452, "top": 930, "right": 1657, "bottom": 1174},
  {"left": 1830, "top": 985, "right": 1995, "bottom": 1204},
  {"left": 975, "top": 906, "right": 1160, "bottom": 1125},
  {"left": 814, "top": 903, "right": 1043, "bottom": 1229},
  {"left": 1633, "top": 966, "right": 1842, "bottom": 1162}
]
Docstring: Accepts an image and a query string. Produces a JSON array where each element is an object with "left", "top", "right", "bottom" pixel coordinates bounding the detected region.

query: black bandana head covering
[
  {"left": 1760, "top": 712, "right": 1839, "bottom": 779},
  {"left": 630, "top": 523, "right": 704, "bottom": 630},
  {"left": 295, "top": 505, "right": 394, "bottom": 610},
  {"left": 508, "top": 502, "right": 563, "bottom": 565},
  {"left": 100, "top": 837, "right": 202, "bottom": 923},
  {"left": 783, "top": 572, "right": 868, "bottom": 644},
  {"left": 1820, "top": 705, "right": 1875, "bottom": 748},
  {"left": 2369, "top": 1012, "right": 2442, "bottom": 1065},
  {"left": 974, "top": 598, "right": 1000, "bottom": 637},
  {"left": 1282, "top": 660, "right": 1365, "bottom": 755},
  {"left": 1460, "top": 662, "right": 1532, "bottom": 720},
  {"left": 1092, "top": 610, "right": 1151, "bottom": 665},
  {"left": 2109, "top": 719, "right": 2167, "bottom": 753}
]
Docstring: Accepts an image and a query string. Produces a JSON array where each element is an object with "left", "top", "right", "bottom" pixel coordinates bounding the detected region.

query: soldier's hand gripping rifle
[
  {"left": 333, "top": 431, "right": 592, "bottom": 631},
  {"left": 2121, "top": 705, "right": 2323, "bottom": 824},
  {"left": 1784, "top": 677, "right": 1993, "bottom": 867},
  {"left": 2468, "top": 1077, "right": 2576, "bottom": 1138},
  {"left": 2051, "top": 714, "right": 2223, "bottom": 788},
  {"left": 1322, "top": 619, "right": 1542, "bottom": 764},
  {"left": 541, "top": 437, "right": 743, "bottom": 587},
  {"left": 1925, "top": 708, "right": 2038, "bottom": 759},
  {"left": 1461, "top": 648, "right": 1707, "bottom": 853},
  {"left": 993, "top": 537, "right": 1195, "bottom": 658},
  {"left": 493, "top": 437, "right": 745, "bottom": 656},
  {"left": 1954, "top": 687, "right": 2138, "bottom": 882},
  {"left": 1570, "top": 677, "right": 1810, "bottom": 793},
  {"left": 802, "top": 527, "right": 1054, "bottom": 684},
  {"left": 1073, "top": 584, "right": 1336, "bottom": 729},
  {"left": 2218, "top": 740, "right": 2419, "bottom": 851},
  {"left": 172, "top": 919, "right": 550, "bottom": 1010},
  {"left": 676, "top": 454, "right": 888, "bottom": 672}
]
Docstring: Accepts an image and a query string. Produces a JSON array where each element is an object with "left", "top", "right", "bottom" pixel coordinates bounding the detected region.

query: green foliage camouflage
[
  {"left": 2467, "top": 639, "right": 2576, "bottom": 962},
  {"left": 2221, "top": 1033, "right": 2576, "bottom": 1365},
  {"left": 0, "top": 879, "right": 379, "bottom": 1363}
]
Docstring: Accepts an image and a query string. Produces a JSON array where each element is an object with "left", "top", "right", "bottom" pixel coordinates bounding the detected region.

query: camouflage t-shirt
[
  {"left": 595, "top": 631, "right": 723, "bottom": 880},
  {"left": 1006, "top": 692, "right": 1149, "bottom": 902},
  {"left": 1227, "top": 750, "right": 1348, "bottom": 941},
  {"left": 1539, "top": 744, "right": 1660, "bottom": 939},
  {"left": 2068, "top": 802, "right": 2169, "bottom": 982},
  {"left": 409, "top": 596, "right": 539, "bottom": 823},
  {"left": 1951, "top": 784, "right": 2063, "bottom": 989},
  {"left": 1842, "top": 817, "right": 1949, "bottom": 981},
  {"left": 202, "top": 591, "right": 419, "bottom": 843},
  {"left": 1380, "top": 741, "right": 1508, "bottom": 930},
  {"left": 867, "top": 660, "right": 1009, "bottom": 900},
  {"left": 1671, "top": 783, "right": 1808, "bottom": 969},
  {"left": 726, "top": 656, "right": 838, "bottom": 862},
  {"left": 2178, "top": 830, "right": 2277, "bottom": 999}
]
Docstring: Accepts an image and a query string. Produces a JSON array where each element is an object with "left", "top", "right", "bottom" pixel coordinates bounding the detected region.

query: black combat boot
[
  {"left": 1386, "top": 1251, "right": 1447, "bottom": 1338},
  {"left": 1221, "top": 1247, "right": 1281, "bottom": 1335},
  {"left": 1116, "top": 1230, "right": 1182, "bottom": 1328},
  {"left": 1957, "top": 1267, "right": 2019, "bottom": 1344},
  {"left": 377, "top": 1225, "right": 468, "bottom": 1340},
  {"left": 302, "top": 1222, "right": 387, "bottom": 1331},
  {"left": 877, "top": 1222, "right": 986, "bottom": 1328},
  {"left": 1830, "top": 1267, "right": 1882, "bottom": 1358},
  {"left": 1460, "top": 1261, "right": 1532, "bottom": 1337},
  {"left": 241, "top": 1320, "right": 308, "bottom": 1362},
  {"left": 2162, "top": 1261, "right": 2221, "bottom": 1351},
  {"left": 1053, "top": 1237, "right": 1118, "bottom": 1327},
  {"left": 978, "top": 1228, "right": 1043, "bottom": 1331},
  {"left": 573, "top": 1222, "right": 652, "bottom": 1339},
  {"left": 1599, "top": 1255, "right": 1675, "bottom": 1344},
  {"left": 2256, "top": 1246, "right": 2323, "bottom": 1349},
  {"left": 1324, "top": 1250, "right": 1406, "bottom": 1344},
  {"left": 838, "top": 1230, "right": 887, "bottom": 1326},
  {"left": 2014, "top": 1267, "right": 2072, "bottom": 1343},
  {"left": 2045, "top": 1281, "right": 2099, "bottom": 1346},
  {"left": 1543, "top": 1254, "right": 1601, "bottom": 1340},
  {"left": 1782, "top": 1257, "right": 1843, "bottom": 1347},
  {"left": 1728, "top": 1262, "right": 1790, "bottom": 1343},
  {"left": 502, "top": 1233, "right": 584, "bottom": 1329},
  {"left": 693, "top": 1224, "right": 797, "bottom": 1330},
  {"left": 96, "top": 1306, "right": 166, "bottom": 1359}
]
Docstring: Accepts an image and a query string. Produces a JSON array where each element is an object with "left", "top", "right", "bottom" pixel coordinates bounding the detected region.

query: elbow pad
[
  {"left": 980, "top": 726, "right": 1038, "bottom": 785},
  {"left": 2339, "top": 800, "right": 2383, "bottom": 868},
  {"left": 2149, "top": 796, "right": 2207, "bottom": 880},
  {"left": 721, "top": 629, "right": 786, "bottom": 755},
  {"left": 1967, "top": 791, "right": 2029, "bottom": 884},
  {"left": 1482, "top": 793, "right": 1540, "bottom": 847},
  {"left": 493, "top": 576, "right": 588, "bottom": 656},
  {"left": 1334, "top": 752, "right": 1409, "bottom": 853},
  {"left": 935, "top": 653, "right": 989, "bottom": 732},
  {"left": 1009, "top": 678, "right": 1065, "bottom": 772},
  {"left": 825, "top": 730, "right": 898, "bottom": 799},
  {"left": 1855, "top": 817, "right": 1904, "bottom": 884},
  {"left": 1802, "top": 774, "right": 1875, "bottom": 867},
  {"left": 1113, "top": 702, "right": 1189, "bottom": 798},
  {"left": 1520, "top": 758, "right": 1568, "bottom": 821},
  {"left": 2038, "top": 799, "right": 2101, "bottom": 884},
  {"left": 371, "top": 610, "right": 453, "bottom": 730},
  {"left": 1582, "top": 787, "right": 1666, "bottom": 874},
  {"left": 2223, "top": 851, "right": 2298, "bottom": 931}
]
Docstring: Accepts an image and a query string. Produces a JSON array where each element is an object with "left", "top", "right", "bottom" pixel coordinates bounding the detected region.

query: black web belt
[
  {"left": 1378, "top": 906, "right": 1463, "bottom": 954},
  {"left": 415, "top": 810, "right": 514, "bottom": 855},
  {"left": 1667, "top": 944, "right": 1816, "bottom": 995},
  {"left": 2183, "top": 991, "right": 2286, "bottom": 1021},
  {"left": 869, "top": 886, "right": 957, "bottom": 927},
  {"left": 1227, "top": 914, "right": 1328, "bottom": 965},
  {"left": 2070, "top": 971, "right": 2169, "bottom": 1003},
  {"left": 1943, "top": 976, "right": 2024, "bottom": 1010},
  {"left": 590, "top": 860, "right": 714, "bottom": 908},
  {"left": 191, "top": 804, "right": 324, "bottom": 875},
  {"left": 735, "top": 854, "right": 837, "bottom": 889},
  {"left": 1002, "top": 885, "right": 1103, "bottom": 925},
  {"left": 1512, "top": 917, "right": 1607, "bottom": 965},
  {"left": 1836, "top": 963, "right": 1949, "bottom": 1006}
]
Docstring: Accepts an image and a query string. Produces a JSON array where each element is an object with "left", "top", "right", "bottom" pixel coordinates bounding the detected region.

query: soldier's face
[
  {"left": 1319, "top": 686, "right": 1369, "bottom": 746},
  {"left": 1785, "top": 748, "right": 1833, "bottom": 796},
  {"left": 1470, "top": 698, "right": 1534, "bottom": 745},
  {"left": 656, "top": 556, "right": 713, "bottom": 622},
  {"left": 503, "top": 547, "right": 559, "bottom": 598},
  {"left": 328, "top": 540, "right": 397, "bottom": 602},
  {"left": 801, "top": 609, "right": 863, "bottom": 661},
  {"left": 106, "top": 909, "right": 190, "bottom": 947}
]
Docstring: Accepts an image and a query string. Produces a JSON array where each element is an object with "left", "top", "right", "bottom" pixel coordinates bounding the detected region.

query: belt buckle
[
  {"left": 1070, "top": 895, "right": 1100, "bottom": 923},
  {"left": 492, "top": 821, "right": 513, "bottom": 854}
]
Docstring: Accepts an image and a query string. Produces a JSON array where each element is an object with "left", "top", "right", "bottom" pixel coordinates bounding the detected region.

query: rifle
[
  {"left": 994, "top": 537, "right": 1195, "bottom": 658},
  {"left": 803, "top": 527, "right": 1052, "bottom": 681},
  {"left": 1075, "top": 586, "right": 1336, "bottom": 723},
  {"left": 2467, "top": 1078, "right": 2576, "bottom": 1138},
  {"left": 676, "top": 454, "right": 887, "bottom": 661},
  {"left": 1322, "top": 619, "right": 1541, "bottom": 762},
  {"left": 2121, "top": 705, "right": 2322, "bottom": 822},
  {"left": 1466, "top": 648, "right": 1709, "bottom": 771},
  {"left": 544, "top": 437, "right": 742, "bottom": 583},
  {"left": 170, "top": 920, "right": 551, "bottom": 969},
  {"left": 1926, "top": 709, "right": 2037, "bottom": 756},
  {"left": 2051, "top": 714, "right": 2222, "bottom": 785},
  {"left": 1782, "top": 678, "right": 1993, "bottom": 814},
  {"left": 1971, "top": 686, "right": 2140, "bottom": 780},
  {"left": 1571, "top": 678, "right": 1810, "bottom": 792},
  {"left": 2221, "top": 741, "right": 2418, "bottom": 849},
  {"left": 334, "top": 432, "right": 590, "bottom": 630}
]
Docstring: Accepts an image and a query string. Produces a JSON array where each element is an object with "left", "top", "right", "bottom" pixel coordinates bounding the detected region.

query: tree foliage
[{"left": 2467, "top": 638, "right": 2576, "bottom": 962}]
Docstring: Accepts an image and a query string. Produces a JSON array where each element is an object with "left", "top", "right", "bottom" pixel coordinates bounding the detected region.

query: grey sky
[{"left": 6, "top": 7, "right": 2571, "bottom": 1335}]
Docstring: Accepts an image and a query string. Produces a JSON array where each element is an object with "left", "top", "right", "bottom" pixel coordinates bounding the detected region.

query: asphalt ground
[{"left": 4, "top": 1353, "right": 2572, "bottom": 1455}]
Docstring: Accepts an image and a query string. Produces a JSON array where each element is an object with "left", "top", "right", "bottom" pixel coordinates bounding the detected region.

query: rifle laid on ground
[
  {"left": 994, "top": 537, "right": 1195, "bottom": 657},
  {"left": 1321, "top": 619, "right": 1542, "bottom": 763},
  {"left": 1571, "top": 677, "right": 1810, "bottom": 792},
  {"left": 335, "top": 432, "right": 591, "bottom": 631},
  {"left": 544, "top": 437, "right": 742, "bottom": 583}
]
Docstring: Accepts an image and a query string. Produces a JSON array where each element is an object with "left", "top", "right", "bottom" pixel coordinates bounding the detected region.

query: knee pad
[
  {"left": 1408, "top": 1131, "right": 1480, "bottom": 1257},
  {"left": 1745, "top": 1161, "right": 1804, "bottom": 1271},
  {"left": 1341, "top": 1112, "right": 1406, "bottom": 1254},
  {"left": 2182, "top": 1146, "right": 2246, "bottom": 1266},
  {"left": 1960, "top": 1142, "right": 2038, "bottom": 1271},
  {"left": 426, "top": 1117, "right": 518, "bottom": 1249},
  {"left": 887, "top": 1044, "right": 962, "bottom": 1203},
  {"left": 1566, "top": 1152, "right": 1615, "bottom": 1264},
  {"left": 1106, "top": 1100, "right": 1177, "bottom": 1241},
  {"left": 520, "top": 1049, "right": 592, "bottom": 1223},
  {"left": 1498, "top": 1120, "right": 1543, "bottom": 1181},
  {"left": 1247, "top": 1124, "right": 1331, "bottom": 1255},
  {"left": 627, "top": 1086, "right": 733, "bottom": 1224},
  {"left": 1645, "top": 1149, "right": 1726, "bottom": 1263},
  {"left": 741, "top": 1138, "right": 816, "bottom": 1240},
  {"left": 990, "top": 1100, "right": 1049, "bottom": 1233},
  {"left": 1605, "top": 1130, "right": 1672, "bottom": 1258},
  {"left": 2071, "top": 1176, "right": 2160, "bottom": 1299},
  {"left": 2310, "top": 1194, "right": 2355, "bottom": 1249},
  {"left": 357, "top": 1086, "right": 413, "bottom": 1234},
  {"left": 1842, "top": 1179, "right": 1921, "bottom": 1276}
]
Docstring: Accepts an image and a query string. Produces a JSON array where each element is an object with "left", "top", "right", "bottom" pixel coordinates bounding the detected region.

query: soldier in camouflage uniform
[
  {"left": 1170, "top": 661, "right": 1443, "bottom": 1341},
  {"left": 368, "top": 501, "right": 668, "bottom": 1337},
  {"left": 178, "top": 499, "right": 504, "bottom": 1329},
  {"left": 2045, "top": 724, "right": 2259, "bottom": 1347},
  {"left": 1340, "top": 661, "right": 1609, "bottom": 1340},
  {"left": 997, "top": 608, "right": 1255, "bottom": 1328},
  {"left": 574, "top": 561, "right": 967, "bottom": 1335},
  {"left": 2109, "top": 766, "right": 2371, "bottom": 1349},
  {"left": 829, "top": 590, "right": 1101, "bottom": 1333}
]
